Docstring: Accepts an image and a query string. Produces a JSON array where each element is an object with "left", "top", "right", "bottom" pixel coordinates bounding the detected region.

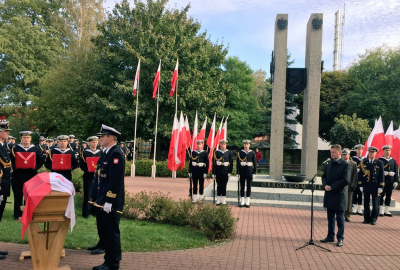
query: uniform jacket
[
  {"left": 352, "top": 156, "right": 364, "bottom": 187},
  {"left": 0, "top": 143, "right": 12, "bottom": 197},
  {"left": 347, "top": 159, "right": 358, "bottom": 190},
  {"left": 80, "top": 148, "right": 102, "bottom": 173},
  {"left": 358, "top": 158, "right": 385, "bottom": 193},
  {"left": 94, "top": 145, "right": 125, "bottom": 211},
  {"left": 212, "top": 149, "right": 233, "bottom": 175},
  {"left": 378, "top": 156, "right": 399, "bottom": 185},
  {"left": 236, "top": 149, "right": 257, "bottom": 175},
  {"left": 189, "top": 150, "right": 209, "bottom": 175},
  {"left": 321, "top": 158, "right": 349, "bottom": 211}
]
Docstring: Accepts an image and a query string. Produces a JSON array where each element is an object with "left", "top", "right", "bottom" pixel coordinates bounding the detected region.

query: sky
[{"left": 104, "top": 0, "right": 400, "bottom": 75}]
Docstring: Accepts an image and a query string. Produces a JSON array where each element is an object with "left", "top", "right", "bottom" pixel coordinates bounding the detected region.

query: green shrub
[{"left": 72, "top": 169, "right": 83, "bottom": 192}]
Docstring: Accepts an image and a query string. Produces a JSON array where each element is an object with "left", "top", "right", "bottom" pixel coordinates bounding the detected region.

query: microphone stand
[{"left": 296, "top": 172, "right": 331, "bottom": 252}]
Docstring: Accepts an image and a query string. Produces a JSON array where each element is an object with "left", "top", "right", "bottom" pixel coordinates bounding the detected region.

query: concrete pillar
[
  {"left": 269, "top": 14, "right": 288, "bottom": 180},
  {"left": 301, "top": 14, "right": 323, "bottom": 179}
]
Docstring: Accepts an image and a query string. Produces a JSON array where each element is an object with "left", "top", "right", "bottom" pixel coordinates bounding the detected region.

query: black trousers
[
  {"left": 0, "top": 197, "right": 8, "bottom": 222},
  {"left": 12, "top": 170, "right": 37, "bottom": 219},
  {"left": 352, "top": 187, "right": 363, "bottom": 205},
  {"left": 216, "top": 172, "right": 229, "bottom": 196},
  {"left": 364, "top": 192, "right": 379, "bottom": 222},
  {"left": 94, "top": 207, "right": 106, "bottom": 249},
  {"left": 192, "top": 173, "right": 205, "bottom": 195},
  {"left": 82, "top": 172, "right": 94, "bottom": 217},
  {"left": 380, "top": 179, "right": 394, "bottom": 206},
  {"left": 97, "top": 209, "right": 121, "bottom": 270},
  {"left": 239, "top": 173, "right": 253, "bottom": 197}
]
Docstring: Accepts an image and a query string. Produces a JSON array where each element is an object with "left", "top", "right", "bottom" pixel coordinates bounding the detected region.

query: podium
[{"left": 23, "top": 191, "right": 72, "bottom": 270}]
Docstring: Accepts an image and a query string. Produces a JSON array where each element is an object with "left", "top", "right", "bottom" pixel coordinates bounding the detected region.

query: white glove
[
  {"left": 378, "top": 188, "right": 383, "bottom": 194},
  {"left": 236, "top": 174, "right": 239, "bottom": 180},
  {"left": 0, "top": 195, "right": 3, "bottom": 206},
  {"left": 212, "top": 174, "right": 216, "bottom": 179},
  {"left": 103, "top": 202, "right": 112, "bottom": 213},
  {"left": 228, "top": 173, "right": 231, "bottom": 179},
  {"left": 394, "top": 182, "right": 398, "bottom": 189},
  {"left": 188, "top": 173, "right": 192, "bottom": 178},
  {"left": 252, "top": 174, "right": 256, "bottom": 179},
  {"left": 360, "top": 187, "right": 363, "bottom": 193},
  {"left": 203, "top": 174, "right": 207, "bottom": 179}
]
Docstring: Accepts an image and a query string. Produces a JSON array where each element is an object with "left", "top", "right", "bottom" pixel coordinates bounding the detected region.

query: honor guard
[
  {"left": 352, "top": 144, "right": 364, "bottom": 215},
  {"left": 5, "top": 136, "right": 14, "bottom": 155},
  {"left": 68, "top": 135, "right": 78, "bottom": 151},
  {"left": 212, "top": 139, "right": 233, "bottom": 205},
  {"left": 237, "top": 140, "right": 257, "bottom": 208},
  {"left": 126, "top": 141, "right": 134, "bottom": 161},
  {"left": 45, "top": 135, "right": 78, "bottom": 181},
  {"left": 38, "top": 137, "right": 48, "bottom": 160},
  {"left": 0, "top": 120, "right": 12, "bottom": 259},
  {"left": 80, "top": 136, "right": 101, "bottom": 218},
  {"left": 378, "top": 145, "right": 399, "bottom": 217},
  {"left": 359, "top": 146, "right": 385, "bottom": 225},
  {"left": 189, "top": 140, "right": 209, "bottom": 202},
  {"left": 10, "top": 131, "right": 44, "bottom": 219},
  {"left": 90, "top": 124, "right": 125, "bottom": 270},
  {"left": 118, "top": 142, "right": 130, "bottom": 159}
]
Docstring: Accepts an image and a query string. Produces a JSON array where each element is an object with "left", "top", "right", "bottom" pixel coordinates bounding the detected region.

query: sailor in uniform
[
  {"left": 236, "top": 140, "right": 257, "bottom": 208},
  {"left": 189, "top": 140, "right": 209, "bottom": 202},
  {"left": 351, "top": 144, "right": 364, "bottom": 215},
  {"left": 212, "top": 139, "right": 233, "bottom": 205},
  {"left": 10, "top": 131, "right": 44, "bottom": 219},
  {"left": 378, "top": 145, "right": 398, "bottom": 217}
]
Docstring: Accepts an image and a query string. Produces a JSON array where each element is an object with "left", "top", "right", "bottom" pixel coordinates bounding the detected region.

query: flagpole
[
  {"left": 131, "top": 70, "right": 139, "bottom": 178},
  {"left": 172, "top": 59, "right": 178, "bottom": 178},
  {"left": 152, "top": 71, "right": 160, "bottom": 179}
]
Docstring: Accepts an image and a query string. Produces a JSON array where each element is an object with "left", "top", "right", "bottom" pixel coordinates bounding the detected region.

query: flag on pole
[
  {"left": 133, "top": 59, "right": 140, "bottom": 97},
  {"left": 185, "top": 115, "right": 191, "bottom": 150},
  {"left": 213, "top": 117, "right": 224, "bottom": 150},
  {"left": 371, "top": 116, "right": 386, "bottom": 158},
  {"left": 392, "top": 125, "right": 400, "bottom": 166},
  {"left": 152, "top": 60, "right": 161, "bottom": 98},
  {"left": 385, "top": 120, "right": 394, "bottom": 146},
  {"left": 179, "top": 112, "right": 188, "bottom": 170},
  {"left": 362, "top": 119, "right": 377, "bottom": 157},
  {"left": 197, "top": 116, "right": 207, "bottom": 142},
  {"left": 206, "top": 114, "right": 216, "bottom": 173},
  {"left": 170, "top": 58, "right": 178, "bottom": 97},
  {"left": 221, "top": 116, "right": 228, "bottom": 141},
  {"left": 191, "top": 111, "right": 198, "bottom": 151},
  {"left": 167, "top": 114, "right": 179, "bottom": 171}
]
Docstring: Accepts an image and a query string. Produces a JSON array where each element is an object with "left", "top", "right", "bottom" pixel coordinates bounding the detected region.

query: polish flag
[
  {"left": 206, "top": 114, "right": 216, "bottom": 173},
  {"left": 362, "top": 119, "right": 377, "bottom": 157},
  {"left": 167, "top": 114, "right": 179, "bottom": 171},
  {"left": 385, "top": 120, "right": 394, "bottom": 146},
  {"left": 170, "top": 58, "right": 178, "bottom": 97},
  {"left": 221, "top": 116, "right": 228, "bottom": 141},
  {"left": 371, "top": 117, "right": 386, "bottom": 158},
  {"left": 152, "top": 60, "right": 161, "bottom": 98},
  {"left": 178, "top": 112, "right": 188, "bottom": 170},
  {"left": 185, "top": 115, "right": 191, "bottom": 150},
  {"left": 132, "top": 59, "right": 140, "bottom": 97},
  {"left": 392, "top": 125, "right": 400, "bottom": 166},
  {"left": 213, "top": 117, "right": 224, "bottom": 150},
  {"left": 197, "top": 116, "right": 207, "bottom": 142},
  {"left": 191, "top": 111, "right": 198, "bottom": 151}
]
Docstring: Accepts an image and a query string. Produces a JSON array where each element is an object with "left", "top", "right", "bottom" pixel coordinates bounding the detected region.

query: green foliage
[
  {"left": 347, "top": 45, "right": 400, "bottom": 127},
  {"left": 329, "top": 114, "right": 371, "bottom": 149},
  {"left": 123, "top": 191, "right": 237, "bottom": 241},
  {"left": 295, "top": 71, "right": 354, "bottom": 142}
]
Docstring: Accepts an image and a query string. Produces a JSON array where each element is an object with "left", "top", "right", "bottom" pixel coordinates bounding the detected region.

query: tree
[
  {"left": 347, "top": 45, "right": 400, "bottom": 128},
  {"left": 295, "top": 71, "right": 354, "bottom": 142},
  {"left": 329, "top": 114, "right": 371, "bottom": 149}
]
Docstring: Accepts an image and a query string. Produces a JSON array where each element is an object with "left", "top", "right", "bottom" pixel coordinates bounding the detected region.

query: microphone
[{"left": 322, "top": 158, "right": 331, "bottom": 164}]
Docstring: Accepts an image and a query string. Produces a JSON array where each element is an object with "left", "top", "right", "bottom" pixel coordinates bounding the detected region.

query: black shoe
[
  {"left": 87, "top": 245, "right": 99, "bottom": 251},
  {"left": 362, "top": 220, "right": 370, "bottom": 224},
  {"left": 245, "top": 205, "right": 250, "bottom": 208},
  {"left": 320, "top": 237, "right": 334, "bottom": 243},
  {"left": 371, "top": 221, "right": 376, "bottom": 225},
  {"left": 91, "top": 248, "right": 105, "bottom": 255},
  {"left": 357, "top": 212, "right": 363, "bottom": 216},
  {"left": 345, "top": 217, "right": 350, "bottom": 222},
  {"left": 337, "top": 240, "right": 343, "bottom": 247},
  {"left": 379, "top": 214, "right": 384, "bottom": 217},
  {"left": 384, "top": 213, "right": 393, "bottom": 217},
  {"left": 0, "top": 255, "right": 5, "bottom": 260},
  {"left": 0, "top": 251, "right": 8, "bottom": 256},
  {"left": 93, "top": 264, "right": 111, "bottom": 270}
]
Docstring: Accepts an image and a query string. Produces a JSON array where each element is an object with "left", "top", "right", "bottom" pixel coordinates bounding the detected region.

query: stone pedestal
[
  {"left": 269, "top": 14, "right": 288, "bottom": 180},
  {"left": 301, "top": 14, "right": 323, "bottom": 179}
]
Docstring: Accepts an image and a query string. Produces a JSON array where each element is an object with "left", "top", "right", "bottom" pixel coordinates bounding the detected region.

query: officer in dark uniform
[
  {"left": 10, "top": 131, "right": 44, "bottom": 219},
  {"left": 236, "top": 140, "right": 257, "bottom": 208},
  {"left": 80, "top": 136, "right": 101, "bottom": 219},
  {"left": 5, "top": 136, "right": 13, "bottom": 155},
  {"left": 212, "top": 139, "right": 233, "bottom": 205},
  {"left": 38, "top": 137, "right": 48, "bottom": 160},
  {"left": 45, "top": 135, "right": 78, "bottom": 181},
  {"left": 378, "top": 145, "right": 398, "bottom": 217},
  {"left": 91, "top": 124, "right": 125, "bottom": 270},
  {"left": 189, "top": 140, "right": 209, "bottom": 202},
  {"left": 359, "top": 146, "right": 384, "bottom": 225},
  {"left": 68, "top": 135, "right": 77, "bottom": 151},
  {"left": 352, "top": 144, "right": 364, "bottom": 215},
  {"left": 0, "top": 120, "right": 12, "bottom": 260},
  {"left": 118, "top": 142, "right": 129, "bottom": 159},
  {"left": 126, "top": 141, "right": 133, "bottom": 161}
]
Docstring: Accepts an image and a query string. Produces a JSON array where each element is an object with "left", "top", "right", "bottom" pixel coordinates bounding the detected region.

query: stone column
[
  {"left": 269, "top": 14, "right": 288, "bottom": 180},
  {"left": 301, "top": 14, "right": 323, "bottom": 179}
]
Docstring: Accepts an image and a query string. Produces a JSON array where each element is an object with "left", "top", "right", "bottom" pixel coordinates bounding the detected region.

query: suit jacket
[{"left": 321, "top": 158, "right": 349, "bottom": 211}]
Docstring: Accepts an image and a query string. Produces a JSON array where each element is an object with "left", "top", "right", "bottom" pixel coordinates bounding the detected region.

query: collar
[
  {"left": 217, "top": 149, "right": 228, "bottom": 153},
  {"left": 194, "top": 149, "right": 204, "bottom": 153},
  {"left": 241, "top": 149, "right": 252, "bottom": 154},
  {"left": 54, "top": 148, "right": 71, "bottom": 154},
  {"left": 105, "top": 144, "right": 116, "bottom": 154},
  {"left": 85, "top": 148, "right": 101, "bottom": 154}
]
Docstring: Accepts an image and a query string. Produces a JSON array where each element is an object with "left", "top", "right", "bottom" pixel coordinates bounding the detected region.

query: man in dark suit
[
  {"left": 320, "top": 144, "right": 349, "bottom": 247},
  {"left": 341, "top": 148, "right": 358, "bottom": 222},
  {"left": 91, "top": 124, "right": 125, "bottom": 270},
  {"left": 359, "top": 146, "right": 385, "bottom": 225}
]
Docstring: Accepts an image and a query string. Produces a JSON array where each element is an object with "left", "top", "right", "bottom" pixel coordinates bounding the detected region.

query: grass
[{"left": 0, "top": 190, "right": 213, "bottom": 252}]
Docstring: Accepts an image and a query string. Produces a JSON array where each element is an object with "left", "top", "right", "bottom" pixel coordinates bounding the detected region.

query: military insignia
[
  {"left": 312, "top": 17, "right": 323, "bottom": 30},
  {"left": 113, "top": 158, "right": 119, "bottom": 164},
  {"left": 286, "top": 68, "right": 307, "bottom": 94}
]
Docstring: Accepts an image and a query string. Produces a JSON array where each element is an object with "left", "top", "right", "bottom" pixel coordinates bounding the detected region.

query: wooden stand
[{"left": 22, "top": 191, "right": 72, "bottom": 270}]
